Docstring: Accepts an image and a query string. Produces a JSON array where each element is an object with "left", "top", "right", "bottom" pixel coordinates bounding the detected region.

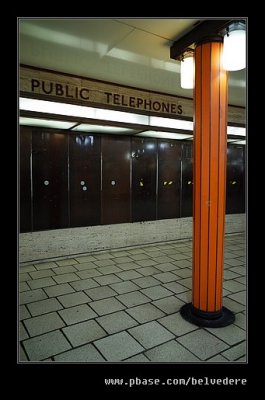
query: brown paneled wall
[{"left": 19, "top": 127, "right": 245, "bottom": 232}]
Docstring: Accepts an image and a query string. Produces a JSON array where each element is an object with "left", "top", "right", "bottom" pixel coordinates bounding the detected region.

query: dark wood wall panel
[
  {"left": 32, "top": 130, "right": 68, "bottom": 231},
  {"left": 132, "top": 138, "right": 157, "bottom": 222},
  {"left": 226, "top": 144, "right": 245, "bottom": 214},
  {"left": 101, "top": 135, "right": 131, "bottom": 225},
  {"left": 69, "top": 134, "right": 101, "bottom": 227},
  {"left": 20, "top": 127, "right": 32, "bottom": 232},
  {"left": 157, "top": 140, "right": 181, "bottom": 219},
  {"left": 181, "top": 142, "right": 193, "bottom": 217}
]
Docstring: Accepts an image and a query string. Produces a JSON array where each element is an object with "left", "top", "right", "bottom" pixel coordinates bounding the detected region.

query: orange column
[{"left": 180, "top": 37, "right": 235, "bottom": 327}]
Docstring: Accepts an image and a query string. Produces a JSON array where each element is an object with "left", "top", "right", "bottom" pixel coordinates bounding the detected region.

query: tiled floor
[{"left": 19, "top": 233, "right": 246, "bottom": 363}]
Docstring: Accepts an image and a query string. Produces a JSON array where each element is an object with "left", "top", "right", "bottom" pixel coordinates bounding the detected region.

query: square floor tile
[
  {"left": 63, "top": 319, "right": 106, "bottom": 347},
  {"left": 110, "top": 281, "right": 140, "bottom": 294},
  {"left": 145, "top": 340, "right": 199, "bottom": 362},
  {"left": 89, "top": 297, "right": 125, "bottom": 316},
  {"left": 28, "top": 277, "right": 56, "bottom": 290},
  {"left": 23, "top": 330, "right": 71, "bottom": 361},
  {"left": 126, "top": 303, "right": 165, "bottom": 323},
  {"left": 132, "top": 276, "right": 160, "bottom": 288},
  {"left": 94, "top": 331, "right": 144, "bottom": 361},
  {"left": 44, "top": 283, "right": 75, "bottom": 298},
  {"left": 23, "top": 312, "right": 65, "bottom": 337},
  {"left": 227, "top": 291, "right": 246, "bottom": 305},
  {"left": 20, "top": 305, "right": 31, "bottom": 320},
  {"left": 163, "top": 282, "right": 188, "bottom": 294},
  {"left": 54, "top": 343, "right": 105, "bottom": 362},
  {"left": 152, "top": 296, "right": 185, "bottom": 315},
  {"left": 70, "top": 278, "right": 99, "bottom": 291},
  {"left": 85, "top": 286, "right": 117, "bottom": 300},
  {"left": 52, "top": 273, "right": 80, "bottom": 284},
  {"left": 117, "top": 291, "right": 150, "bottom": 307},
  {"left": 57, "top": 291, "right": 90, "bottom": 308},
  {"left": 128, "top": 321, "right": 174, "bottom": 349},
  {"left": 27, "top": 298, "right": 63, "bottom": 316},
  {"left": 96, "top": 310, "right": 138, "bottom": 334},
  {"left": 141, "top": 285, "right": 173, "bottom": 300},
  {"left": 94, "top": 274, "right": 122, "bottom": 286},
  {"left": 153, "top": 272, "right": 179, "bottom": 283},
  {"left": 59, "top": 304, "right": 97, "bottom": 325},
  {"left": 221, "top": 342, "right": 246, "bottom": 361},
  {"left": 177, "top": 330, "right": 229, "bottom": 360},
  {"left": 125, "top": 354, "right": 150, "bottom": 362},
  {"left": 20, "top": 289, "right": 48, "bottom": 305},
  {"left": 206, "top": 324, "right": 246, "bottom": 346},
  {"left": 158, "top": 312, "right": 198, "bottom": 336}
]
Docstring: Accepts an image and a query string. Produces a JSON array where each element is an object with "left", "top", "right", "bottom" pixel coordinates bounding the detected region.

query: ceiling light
[
  {"left": 180, "top": 49, "right": 194, "bottom": 89},
  {"left": 137, "top": 131, "right": 193, "bottom": 140},
  {"left": 223, "top": 22, "right": 246, "bottom": 71},
  {"left": 227, "top": 126, "right": 246, "bottom": 136},
  {"left": 19, "top": 117, "right": 76, "bottom": 129}
]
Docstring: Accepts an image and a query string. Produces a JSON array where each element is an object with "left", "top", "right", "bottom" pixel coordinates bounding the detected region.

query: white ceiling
[{"left": 19, "top": 18, "right": 246, "bottom": 107}]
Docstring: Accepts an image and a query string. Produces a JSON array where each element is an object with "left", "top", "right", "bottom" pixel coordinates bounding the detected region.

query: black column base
[{"left": 180, "top": 303, "right": 235, "bottom": 328}]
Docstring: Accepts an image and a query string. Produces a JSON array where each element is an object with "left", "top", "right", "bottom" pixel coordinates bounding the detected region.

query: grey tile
[
  {"left": 116, "top": 262, "right": 138, "bottom": 271},
  {"left": 44, "top": 283, "right": 75, "bottom": 298},
  {"left": 234, "top": 276, "right": 246, "bottom": 284},
  {"left": 59, "top": 304, "right": 97, "bottom": 325},
  {"left": 234, "top": 313, "right": 246, "bottom": 330},
  {"left": 152, "top": 256, "right": 176, "bottom": 264},
  {"left": 19, "top": 282, "right": 30, "bottom": 292},
  {"left": 28, "top": 277, "right": 57, "bottom": 290},
  {"left": 172, "top": 259, "right": 192, "bottom": 269},
  {"left": 19, "top": 273, "right": 31, "bottom": 282},
  {"left": 94, "top": 259, "right": 116, "bottom": 267},
  {"left": 90, "top": 297, "right": 125, "bottom": 316},
  {"left": 76, "top": 269, "right": 102, "bottom": 279},
  {"left": 116, "top": 270, "right": 143, "bottom": 280},
  {"left": 29, "top": 269, "right": 55, "bottom": 279},
  {"left": 54, "top": 343, "right": 105, "bottom": 362},
  {"left": 143, "top": 250, "right": 162, "bottom": 258},
  {"left": 93, "top": 252, "right": 114, "bottom": 260},
  {"left": 24, "top": 312, "right": 65, "bottom": 337},
  {"left": 236, "top": 356, "right": 246, "bottom": 362},
  {"left": 127, "top": 248, "right": 146, "bottom": 255},
  {"left": 136, "top": 267, "right": 161, "bottom": 276},
  {"left": 97, "top": 265, "right": 123, "bottom": 275},
  {"left": 163, "top": 281, "right": 189, "bottom": 294},
  {"left": 129, "top": 321, "right": 174, "bottom": 349},
  {"left": 52, "top": 273, "right": 80, "bottom": 284},
  {"left": 141, "top": 285, "right": 173, "bottom": 301},
  {"left": 85, "top": 286, "right": 117, "bottom": 300},
  {"left": 74, "top": 262, "right": 97, "bottom": 271},
  {"left": 20, "top": 264, "right": 36, "bottom": 273},
  {"left": 94, "top": 274, "right": 122, "bottom": 286},
  {"left": 114, "top": 256, "right": 134, "bottom": 264},
  {"left": 224, "top": 258, "right": 245, "bottom": 267},
  {"left": 20, "top": 305, "right": 31, "bottom": 320},
  {"left": 19, "top": 322, "right": 29, "bottom": 340},
  {"left": 223, "top": 281, "right": 245, "bottom": 293},
  {"left": 19, "top": 344, "right": 28, "bottom": 361},
  {"left": 125, "top": 354, "right": 150, "bottom": 362},
  {"left": 75, "top": 255, "right": 97, "bottom": 263},
  {"left": 70, "top": 278, "right": 99, "bottom": 291},
  {"left": 96, "top": 310, "right": 138, "bottom": 334},
  {"left": 117, "top": 291, "right": 150, "bottom": 307},
  {"left": 94, "top": 331, "right": 144, "bottom": 361},
  {"left": 55, "top": 258, "right": 78, "bottom": 266},
  {"left": 58, "top": 291, "right": 90, "bottom": 308},
  {"left": 175, "top": 290, "right": 192, "bottom": 303},
  {"left": 27, "top": 298, "right": 63, "bottom": 316},
  {"left": 135, "top": 259, "right": 158, "bottom": 267},
  {"left": 158, "top": 312, "right": 198, "bottom": 336},
  {"left": 224, "top": 270, "right": 241, "bottom": 280},
  {"left": 152, "top": 296, "right": 185, "bottom": 315},
  {"left": 154, "top": 263, "right": 177, "bottom": 272},
  {"left": 110, "top": 281, "right": 140, "bottom": 294},
  {"left": 145, "top": 340, "right": 199, "bottom": 362},
  {"left": 227, "top": 291, "right": 246, "bottom": 305},
  {"left": 223, "top": 288, "right": 232, "bottom": 296},
  {"left": 63, "top": 319, "right": 106, "bottom": 347},
  {"left": 175, "top": 278, "right": 192, "bottom": 289},
  {"left": 132, "top": 276, "right": 160, "bottom": 288},
  {"left": 126, "top": 303, "right": 165, "bottom": 323},
  {"left": 52, "top": 266, "right": 78, "bottom": 275},
  {"left": 224, "top": 251, "right": 241, "bottom": 259},
  {"left": 20, "top": 289, "right": 48, "bottom": 305},
  {"left": 153, "top": 272, "right": 179, "bottom": 283},
  {"left": 229, "top": 266, "right": 246, "bottom": 275},
  {"left": 169, "top": 253, "right": 190, "bottom": 261},
  {"left": 129, "top": 253, "right": 150, "bottom": 261},
  {"left": 34, "top": 261, "right": 58, "bottom": 270},
  {"left": 173, "top": 268, "right": 192, "bottom": 279},
  {"left": 223, "top": 297, "right": 245, "bottom": 313},
  {"left": 110, "top": 250, "right": 131, "bottom": 257},
  {"left": 207, "top": 354, "right": 228, "bottom": 362},
  {"left": 221, "top": 342, "right": 246, "bottom": 361},
  {"left": 23, "top": 330, "right": 71, "bottom": 361},
  {"left": 206, "top": 324, "right": 246, "bottom": 346},
  {"left": 177, "top": 330, "right": 229, "bottom": 360}
]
